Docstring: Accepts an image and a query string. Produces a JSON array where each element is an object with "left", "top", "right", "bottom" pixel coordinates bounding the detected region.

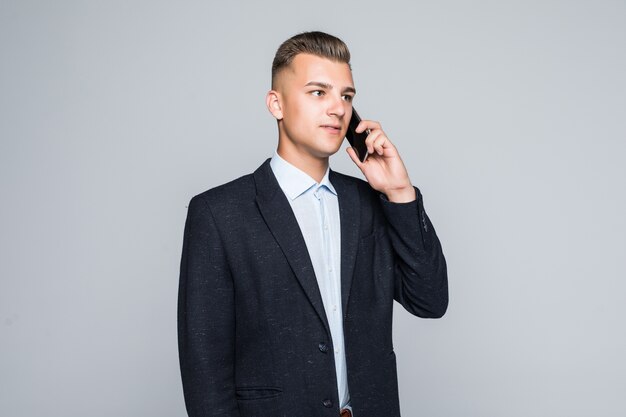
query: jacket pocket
[
  {"left": 235, "top": 386, "right": 282, "bottom": 401},
  {"left": 236, "top": 387, "right": 284, "bottom": 417}
]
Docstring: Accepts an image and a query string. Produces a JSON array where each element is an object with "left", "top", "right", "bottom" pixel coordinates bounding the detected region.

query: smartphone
[{"left": 345, "top": 108, "right": 369, "bottom": 163}]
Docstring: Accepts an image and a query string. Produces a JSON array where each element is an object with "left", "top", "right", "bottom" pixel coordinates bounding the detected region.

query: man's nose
[{"left": 327, "top": 94, "right": 346, "bottom": 118}]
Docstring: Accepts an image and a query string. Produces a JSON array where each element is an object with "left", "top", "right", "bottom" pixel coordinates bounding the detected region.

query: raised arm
[{"left": 347, "top": 118, "right": 448, "bottom": 318}]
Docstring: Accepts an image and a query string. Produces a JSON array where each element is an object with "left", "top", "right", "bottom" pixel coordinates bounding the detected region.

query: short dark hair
[{"left": 271, "top": 31, "right": 351, "bottom": 88}]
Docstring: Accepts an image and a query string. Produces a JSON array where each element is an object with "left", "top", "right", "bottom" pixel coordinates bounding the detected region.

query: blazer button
[
  {"left": 322, "top": 399, "right": 333, "bottom": 408},
  {"left": 318, "top": 342, "right": 329, "bottom": 353}
]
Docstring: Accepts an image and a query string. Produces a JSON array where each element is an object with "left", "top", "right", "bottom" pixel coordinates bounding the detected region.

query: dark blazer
[{"left": 178, "top": 159, "right": 448, "bottom": 417}]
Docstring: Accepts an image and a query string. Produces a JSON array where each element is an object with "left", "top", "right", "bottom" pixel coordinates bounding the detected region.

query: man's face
[{"left": 273, "top": 53, "right": 355, "bottom": 159}]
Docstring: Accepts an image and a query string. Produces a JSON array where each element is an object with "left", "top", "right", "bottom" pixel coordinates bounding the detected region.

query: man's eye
[
  {"left": 342, "top": 95, "right": 354, "bottom": 102},
  {"left": 311, "top": 90, "right": 324, "bottom": 97}
]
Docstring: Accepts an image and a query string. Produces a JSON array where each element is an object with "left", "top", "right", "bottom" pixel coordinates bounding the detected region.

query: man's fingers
[
  {"left": 355, "top": 119, "right": 397, "bottom": 156},
  {"left": 355, "top": 119, "right": 381, "bottom": 133},
  {"left": 370, "top": 133, "right": 398, "bottom": 156},
  {"left": 365, "top": 130, "right": 384, "bottom": 154},
  {"left": 372, "top": 135, "right": 388, "bottom": 155}
]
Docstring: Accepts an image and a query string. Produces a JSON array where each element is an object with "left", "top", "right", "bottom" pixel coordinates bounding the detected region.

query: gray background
[{"left": 1, "top": 1, "right": 625, "bottom": 416}]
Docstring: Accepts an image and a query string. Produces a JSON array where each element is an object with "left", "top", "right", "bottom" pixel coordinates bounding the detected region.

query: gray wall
[{"left": 1, "top": 1, "right": 625, "bottom": 416}]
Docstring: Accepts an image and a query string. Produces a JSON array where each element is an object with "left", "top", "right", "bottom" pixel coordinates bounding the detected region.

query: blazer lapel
[
  {"left": 253, "top": 159, "right": 330, "bottom": 335},
  {"left": 329, "top": 170, "right": 361, "bottom": 317}
]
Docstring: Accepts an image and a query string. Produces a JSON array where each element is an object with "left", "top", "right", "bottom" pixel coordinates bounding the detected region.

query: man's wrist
[{"left": 384, "top": 185, "right": 416, "bottom": 203}]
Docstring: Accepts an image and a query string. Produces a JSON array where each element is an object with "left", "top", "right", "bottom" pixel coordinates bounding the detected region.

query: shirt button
[
  {"left": 318, "top": 342, "right": 329, "bottom": 353},
  {"left": 322, "top": 399, "right": 333, "bottom": 408}
]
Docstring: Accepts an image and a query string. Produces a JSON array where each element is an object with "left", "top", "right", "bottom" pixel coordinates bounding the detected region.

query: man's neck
[{"left": 276, "top": 145, "right": 329, "bottom": 184}]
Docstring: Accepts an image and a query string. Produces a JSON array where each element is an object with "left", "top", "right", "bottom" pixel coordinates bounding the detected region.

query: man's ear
[{"left": 266, "top": 90, "right": 283, "bottom": 120}]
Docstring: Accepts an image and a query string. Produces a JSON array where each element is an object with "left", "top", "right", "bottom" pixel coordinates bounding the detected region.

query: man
[{"left": 178, "top": 31, "right": 448, "bottom": 417}]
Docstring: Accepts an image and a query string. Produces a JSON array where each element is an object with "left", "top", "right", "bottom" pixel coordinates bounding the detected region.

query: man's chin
[
  {"left": 312, "top": 144, "right": 343, "bottom": 159},
  {"left": 319, "top": 138, "right": 345, "bottom": 157}
]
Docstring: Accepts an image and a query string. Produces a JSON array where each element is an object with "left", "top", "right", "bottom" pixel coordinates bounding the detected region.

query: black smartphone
[{"left": 345, "top": 108, "right": 369, "bottom": 163}]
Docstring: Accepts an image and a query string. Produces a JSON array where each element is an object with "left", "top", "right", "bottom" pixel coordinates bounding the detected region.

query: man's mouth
[{"left": 320, "top": 124, "right": 342, "bottom": 133}]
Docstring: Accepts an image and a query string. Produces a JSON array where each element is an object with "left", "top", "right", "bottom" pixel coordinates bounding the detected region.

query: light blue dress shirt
[{"left": 270, "top": 152, "right": 351, "bottom": 411}]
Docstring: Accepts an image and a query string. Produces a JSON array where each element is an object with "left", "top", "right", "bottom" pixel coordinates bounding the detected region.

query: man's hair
[{"left": 271, "top": 31, "right": 351, "bottom": 88}]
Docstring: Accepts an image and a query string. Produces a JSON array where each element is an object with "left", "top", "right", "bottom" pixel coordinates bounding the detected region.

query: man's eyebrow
[
  {"left": 305, "top": 81, "right": 332, "bottom": 89},
  {"left": 304, "top": 81, "right": 356, "bottom": 94}
]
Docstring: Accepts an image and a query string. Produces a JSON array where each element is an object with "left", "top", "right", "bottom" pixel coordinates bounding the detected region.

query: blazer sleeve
[
  {"left": 379, "top": 187, "right": 449, "bottom": 318},
  {"left": 178, "top": 195, "right": 241, "bottom": 417}
]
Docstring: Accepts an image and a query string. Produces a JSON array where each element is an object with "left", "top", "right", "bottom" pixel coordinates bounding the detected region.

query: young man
[{"left": 178, "top": 31, "right": 448, "bottom": 417}]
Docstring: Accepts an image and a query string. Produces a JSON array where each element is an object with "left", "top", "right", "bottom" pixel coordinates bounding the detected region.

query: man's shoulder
[
  {"left": 190, "top": 171, "right": 255, "bottom": 208},
  {"left": 198, "top": 171, "right": 255, "bottom": 196}
]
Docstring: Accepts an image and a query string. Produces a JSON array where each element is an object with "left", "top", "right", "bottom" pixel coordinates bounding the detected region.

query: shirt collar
[{"left": 270, "top": 151, "right": 337, "bottom": 200}]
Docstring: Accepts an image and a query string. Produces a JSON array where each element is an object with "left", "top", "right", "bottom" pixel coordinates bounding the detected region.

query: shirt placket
[{"left": 314, "top": 186, "right": 346, "bottom": 404}]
